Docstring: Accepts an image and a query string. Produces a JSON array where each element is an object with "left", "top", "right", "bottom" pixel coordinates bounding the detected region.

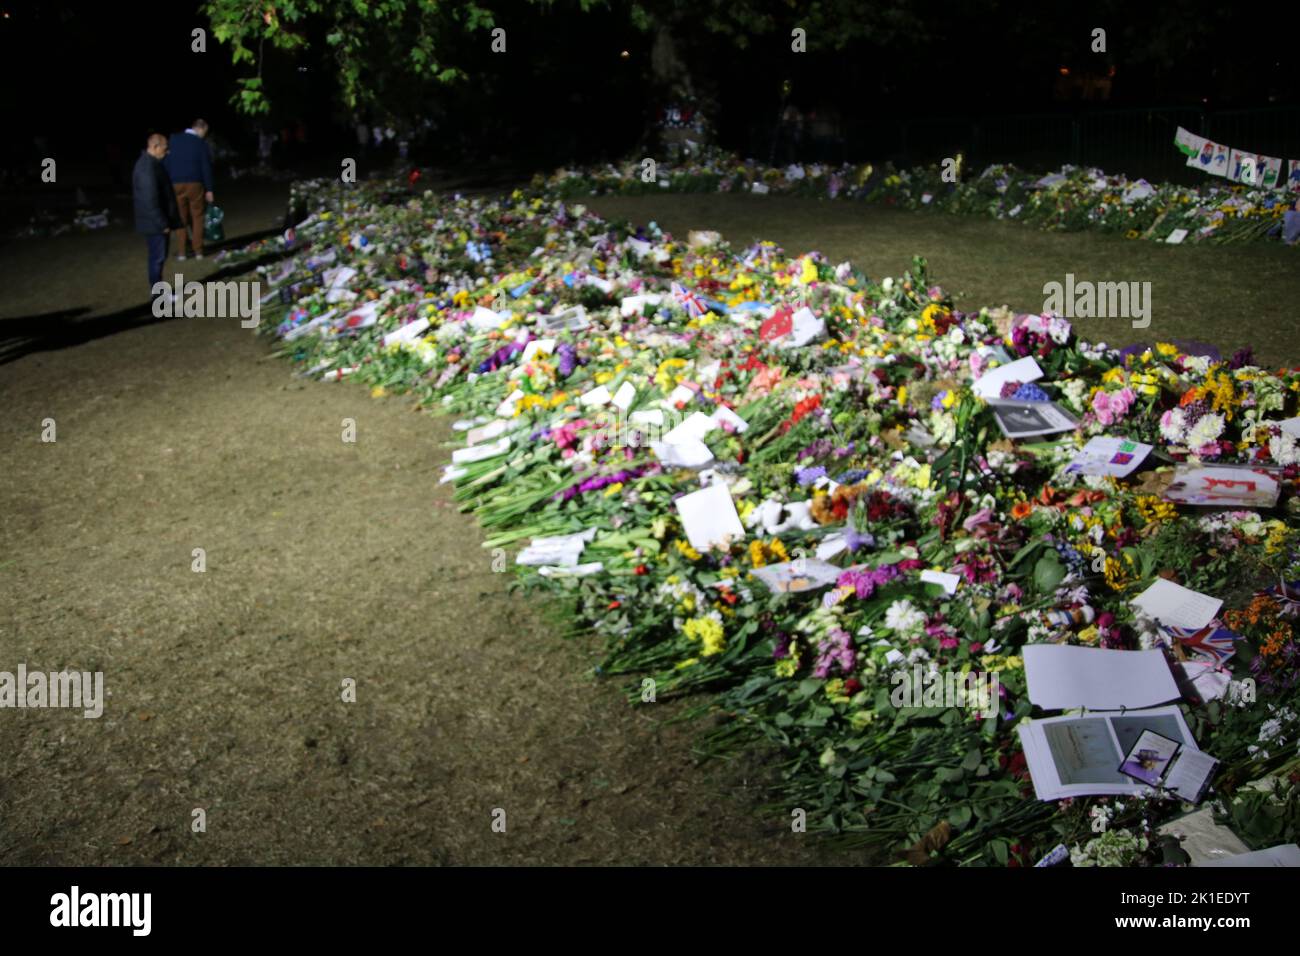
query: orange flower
[{"left": 1011, "top": 501, "right": 1033, "bottom": 520}]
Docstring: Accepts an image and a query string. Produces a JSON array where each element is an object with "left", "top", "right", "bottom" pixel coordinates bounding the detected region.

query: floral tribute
[{"left": 218, "top": 175, "right": 1300, "bottom": 866}]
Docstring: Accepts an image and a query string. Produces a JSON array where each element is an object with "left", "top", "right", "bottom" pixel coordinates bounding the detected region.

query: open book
[{"left": 1017, "top": 706, "right": 1212, "bottom": 801}]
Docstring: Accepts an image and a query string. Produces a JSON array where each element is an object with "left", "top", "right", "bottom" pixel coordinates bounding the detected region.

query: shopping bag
[{"left": 204, "top": 203, "right": 225, "bottom": 244}]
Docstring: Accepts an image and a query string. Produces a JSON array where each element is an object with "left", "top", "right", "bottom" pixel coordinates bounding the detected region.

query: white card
[
  {"left": 1063, "top": 436, "right": 1153, "bottom": 478},
  {"left": 451, "top": 436, "right": 510, "bottom": 464},
  {"left": 650, "top": 439, "right": 714, "bottom": 468},
  {"left": 920, "top": 570, "right": 961, "bottom": 594},
  {"left": 469, "top": 306, "right": 508, "bottom": 332},
  {"left": 662, "top": 411, "right": 717, "bottom": 445},
  {"left": 1166, "top": 229, "right": 1189, "bottom": 245},
  {"left": 381, "top": 317, "right": 430, "bottom": 348},
  {"left": 1131, "top": 579, "right": 1222, "bottom": 630},
  {"left": 1022, "top": 645, "right": 1181, "bottom": 711},
  {"left": 579, "top": 385, "right": 612, "bottom": 407},
  {"left": 674, "top": 481, "right": 745, "bottom": 551},
  {"left": 710, "top": 405, "right": 749, "bottom": 433},
  {"left": 781, "top": 307, "right": 825, "bottom": 348},
  {"left": 520, "top": 338, "right": 556, "bottom": 363},
  {"left": 612, "top": 381, "right": 636, "bottom": 412},
  {"left": 973, "top": 355, "right": 1044, "bottom": 399}
]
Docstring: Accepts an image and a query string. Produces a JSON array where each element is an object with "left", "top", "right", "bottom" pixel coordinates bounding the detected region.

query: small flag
[
  {"left": 1163, "top": 621, "right": 1238, "bottom": 666},
  {"left": 671, "top": 281, "right": 707, "bottom": 318}
]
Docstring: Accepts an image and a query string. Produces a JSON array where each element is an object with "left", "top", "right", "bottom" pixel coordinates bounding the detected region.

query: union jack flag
[
  {"left": 671, "top": 282, "right": 707, "bottom": 318},
  {"left": 1256, "top": 581, "right": 1300, "bottom": 618},
  {"left": 1162, "top": 621, "right": 1239, "bottom": 666}
]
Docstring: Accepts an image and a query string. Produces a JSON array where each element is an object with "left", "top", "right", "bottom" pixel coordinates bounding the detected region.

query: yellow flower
[
  {"left": 775, "top": 658, "right": 799, "bottom": 678},
  {"left": 683, "top": 616, "right": 726, "bottom": 656},
  {"left": 675, "top": 539, "right": 702, "bottom": 561},
  {"left": 1135, "top": 495, "right": 1177, "bottom": 524},
  {"left": 370, "top": 385, "right": 388, "bottom": 398}
]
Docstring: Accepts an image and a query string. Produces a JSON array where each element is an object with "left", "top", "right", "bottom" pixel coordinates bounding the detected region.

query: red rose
[{"left": 843, "top": 678, "right": 862, "bottom": 695}]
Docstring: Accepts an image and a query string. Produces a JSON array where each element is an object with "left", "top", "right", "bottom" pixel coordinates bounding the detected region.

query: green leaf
[
  {"left": 990, "top": 839, "right": 1009, "bottom": 864},
  {"left": 948, "top": 805, "right": 972, "bottom": 829},
  {"left": 1033, "top": 553, "right": 1067, "bottom": 595}
]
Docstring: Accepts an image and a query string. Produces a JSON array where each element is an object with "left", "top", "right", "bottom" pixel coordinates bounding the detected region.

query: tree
[
  {"left": 205, "top": 0, "right": 931, "bottom": 117},
  {"left": 204, "top": 0, "right": 534, "bottom": 115}
]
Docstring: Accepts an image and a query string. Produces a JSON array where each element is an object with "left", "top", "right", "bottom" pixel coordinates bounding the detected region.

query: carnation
[
  {"left": 1186, "top": 412, "right": 1226, "bottom": 451},
  {"left": 1269, "top": 431, "right": 1300, "bottom": 467},
  {"left": 1159, "top": 408, "right": 1188, "bottom": 444}
]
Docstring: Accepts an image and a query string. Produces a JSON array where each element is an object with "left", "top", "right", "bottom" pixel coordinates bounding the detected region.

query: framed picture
[{"left": 1118, "top": 728, "right": 1182, "bottom": 788}]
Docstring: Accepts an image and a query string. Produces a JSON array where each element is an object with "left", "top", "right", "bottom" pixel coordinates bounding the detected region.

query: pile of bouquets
[
  {"left": 544, "top": 146, "right": 1298, "bottom": 246},
  {"left": 231, "top": 175, "right": 1300, "bottom": 865}
]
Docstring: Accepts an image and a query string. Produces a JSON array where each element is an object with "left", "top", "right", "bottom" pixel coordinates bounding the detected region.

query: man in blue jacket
[
  {"left": 164, "top": 118, "right": 214, "bottom": 260},
  {"left": 132, "top": 133, "right": 180, "bottom": 296}
]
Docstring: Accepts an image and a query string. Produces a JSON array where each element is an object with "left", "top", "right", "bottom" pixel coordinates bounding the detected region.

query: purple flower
[
  {"left": 813, "top": 628, "right": 855, "bottom": 678},
  {"left": 1012, "top": 382, "right": 1050, "bottom": 402},
  {"left": 795, "top": 466, "right": 827, "bottom": 486},
  {"left": 557, "top": 342, "right": 577, "bottom": 378},
  {"left": 844, "top": 529, "right": 875, "bottom": 552}
]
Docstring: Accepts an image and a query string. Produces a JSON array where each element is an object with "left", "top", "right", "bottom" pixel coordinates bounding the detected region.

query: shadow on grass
[{"left": 0, "top": 231, "right": 289, "bottom": 366}]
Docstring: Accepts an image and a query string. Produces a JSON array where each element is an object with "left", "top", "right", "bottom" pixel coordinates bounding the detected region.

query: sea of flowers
[
  {"left": 546, "top": 146, "right": 1299, "bottom": 246},
  {"left": 220, "top": 175, "right": 1300, "bottom": 865}
]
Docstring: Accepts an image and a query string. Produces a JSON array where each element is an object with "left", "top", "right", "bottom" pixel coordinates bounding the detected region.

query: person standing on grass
[
  {"left": 164, "top": 118, "right": 214, "bottom": 260},
  {"left": 132, "top": 133, "right": 180, "bottom": 296}
]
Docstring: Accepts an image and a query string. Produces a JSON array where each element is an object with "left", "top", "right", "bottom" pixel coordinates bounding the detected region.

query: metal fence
[{"left": 756, "top": 106, "right": 1300, "bottom": 183}]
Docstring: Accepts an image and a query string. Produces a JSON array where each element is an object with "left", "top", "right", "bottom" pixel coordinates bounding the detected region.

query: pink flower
[{"left": 1092, "top": 387, "right": 1135, "bottom": 426}]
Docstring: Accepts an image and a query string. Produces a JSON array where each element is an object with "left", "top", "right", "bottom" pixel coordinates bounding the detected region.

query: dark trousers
[{"left": 146, "top": 233, "right": 167, "bottom": 291}]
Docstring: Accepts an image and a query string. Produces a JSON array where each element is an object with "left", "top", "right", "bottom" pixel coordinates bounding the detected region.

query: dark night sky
[{"left": 0, "top": 0, "right": 1293, "bottom": 177}]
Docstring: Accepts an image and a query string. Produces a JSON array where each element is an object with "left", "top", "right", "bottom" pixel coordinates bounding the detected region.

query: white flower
[
  {"left": 885, "top": 599, "right": 927, "bottom": 636},
  {"left": 1160, "top": 408, "right": 1188, "bottom": 443},
  {"left": 1269, "top": 431, "right": 1300, "bottom": 467},
  {"left": 1187, "top": 413, "right": 1225, "bottom": 450}
]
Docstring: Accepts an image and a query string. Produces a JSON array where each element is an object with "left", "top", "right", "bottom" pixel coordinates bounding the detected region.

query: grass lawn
[{"left": 588, "top": 194, "right": 1300, "bottom": 369}]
